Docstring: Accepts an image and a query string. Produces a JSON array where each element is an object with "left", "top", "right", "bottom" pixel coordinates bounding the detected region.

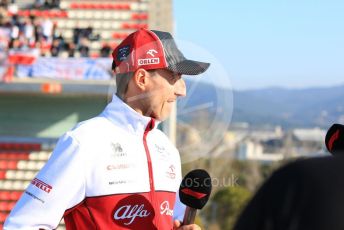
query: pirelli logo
[{"left": 31, "top": 178, "right": 53, "bottom": 193}]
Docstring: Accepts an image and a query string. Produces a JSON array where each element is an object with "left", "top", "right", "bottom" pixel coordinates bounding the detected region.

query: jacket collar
[{"left": 101, "top": 95, "right": 161, "bottom": 135}]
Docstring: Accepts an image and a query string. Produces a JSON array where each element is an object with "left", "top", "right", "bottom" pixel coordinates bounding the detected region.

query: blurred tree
[{"left": 206, "top": 186, "right": 251, "bottom": 230}]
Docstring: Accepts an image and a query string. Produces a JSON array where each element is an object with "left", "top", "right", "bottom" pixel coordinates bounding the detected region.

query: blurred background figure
[{"left": 234, "top": 155, "right": 344, "bottom": 230}]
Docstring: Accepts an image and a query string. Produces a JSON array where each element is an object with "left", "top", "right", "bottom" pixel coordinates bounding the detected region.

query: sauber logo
[
  {"left": 147, "top": 49, "right": 158, "bottom": 57},
  {"left": 160, "top": 201, "right": 173, "bottom": 216},
  {"left": 31, "top": 178, "right": 52, "bottom": 193},
  {"left": 114, "top": 204, "right": 151, "bottom": 225}
]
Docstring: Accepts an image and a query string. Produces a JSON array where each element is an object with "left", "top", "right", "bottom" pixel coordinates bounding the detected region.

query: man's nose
[{"left": 174, "top": 78, "right": 186, "bottom": 97}]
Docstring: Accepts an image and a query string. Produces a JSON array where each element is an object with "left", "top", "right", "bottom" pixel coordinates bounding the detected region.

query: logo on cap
[
  {"left": 138, "top": 58, "right": 160, "bottom": 66},
  {"left": 147, "top": 49, "right": 158, "bottom": 57},
  {"left": 117, "top": 45, "right": 130, "bottom": 61}
]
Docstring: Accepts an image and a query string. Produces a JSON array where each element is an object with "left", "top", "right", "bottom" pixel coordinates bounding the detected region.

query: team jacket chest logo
[
  {"left": 114, "top": 204, "right": 151, "bottom": 225},
  {"left": 166, "top": 165, "right": 176, "bottom": 179},
  {"left": 110, "top": 142, "right": 127, "bottom": 157},
  {"left": 160, "top": 201, "right": 173, "bottom": 216},
  {"left": 155, "top": 144, "right": 171, "bottom": 160},
  {"left": 112, "top": 195, "right": 155, "bottom": 228}
]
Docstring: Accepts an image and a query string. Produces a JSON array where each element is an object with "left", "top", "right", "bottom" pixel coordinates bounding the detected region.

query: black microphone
[
  {"left": 179, "top": 169, "right": 212, "bottom": 225},
  {"left": 325, "top": 123, "right": 344, "bottom": 155}
]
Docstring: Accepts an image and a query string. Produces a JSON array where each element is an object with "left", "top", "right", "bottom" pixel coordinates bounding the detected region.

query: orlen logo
[
  {"left": 31, "top": 178, "right": 52, "bottom": 193},
  {"left": 138, "top": 58, "right": 160, "bottom": 66},
  {"left": 160, "top": 201, "right": 173, "bottom": 216},
  {"left": 147, "top": 49, "right": 158, "bottom": 57},
  {"left": 113, "top": 195, "right": 156, "bottom": 229}
]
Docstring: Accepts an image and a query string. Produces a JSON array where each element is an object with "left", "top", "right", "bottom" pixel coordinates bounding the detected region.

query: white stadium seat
[
  {"left": 68, "top": 10, "right": 76, "bottom": 18},
  {"left": 131, "top": 3, "right": 139, "bottom": 11},
  {"left": 94, "top": 11, "right": 102, "bottom": 19}
]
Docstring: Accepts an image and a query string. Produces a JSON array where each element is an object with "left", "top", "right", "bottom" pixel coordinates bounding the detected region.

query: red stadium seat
[
  {"left": 0, "top": 212, "right": 7, "bottom": 222},
  {"left": 0, "top": 191, "right": 10, "bottom": 201},
  {"left": 9, "top": 191, "right": 22, "bottom": 201},
  {"left": 7, "top": 201, "right": 15, "bottom": 211},
  {"left": 0, "top": 201, "right": 12, "bottom": 211},
  {"left": 0, "top": 143, "right": 41, "bottom": 151},
  {"left": 0, "top": 161, "right": 18, "bottom": 170},
  {"left": 0, "top": 171, "right": 6, "bottom": 179},
  {"left": 70, "top": 3, "right": 78, "bottom": 9}
]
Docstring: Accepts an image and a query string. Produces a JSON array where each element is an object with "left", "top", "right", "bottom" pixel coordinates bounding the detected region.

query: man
[
  {"left": 234, "top": 155, "right": 344, "bottom": 230},
  {"left": 5, "top": 29, "right": 210, "bottom": 229}
]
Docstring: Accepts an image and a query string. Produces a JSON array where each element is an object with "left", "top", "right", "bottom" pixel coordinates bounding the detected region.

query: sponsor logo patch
[
  {"left": 146, "top": 49, "right": 158, "bottom": 57},
  {"left": 114, "top": 204, "right": 151, "bottom": 225},
  {"left": 106, "top": 164, "right": 132, "bottom": 170},
  {"left": 110, "top": 142, "right": 127, "bottom": 158},
  {"left": 160, "top": 201, "right": 173, "bottom": 216},
  {"left": 113, "top": 195, "right": 155, "bottom": 228},
  {"left": 31, "top": 178, "right": 52, "bottom": 193},
  {"left": 138, "top": 58, "right": 160, "bottom": 66},
  {"left": 166, "top": 165, "right": 176, "bottom": 179},
  {"left": 117, "top": 45, "right": 130, "bottom": 61}
]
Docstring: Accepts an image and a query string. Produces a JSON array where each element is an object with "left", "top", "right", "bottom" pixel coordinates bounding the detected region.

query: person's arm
[{"left": 4, "top": 133, "right": 86, "bottom": 230}]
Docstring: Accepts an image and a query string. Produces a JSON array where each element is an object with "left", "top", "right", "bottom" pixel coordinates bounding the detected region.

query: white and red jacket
[{"left": 4, "top": 95, "right": 183, "bottom": 230}]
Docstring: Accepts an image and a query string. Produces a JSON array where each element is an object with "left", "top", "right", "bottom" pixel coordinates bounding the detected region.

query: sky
[{"left": 173, "top": 0, "right": 344, "bottom": 90}]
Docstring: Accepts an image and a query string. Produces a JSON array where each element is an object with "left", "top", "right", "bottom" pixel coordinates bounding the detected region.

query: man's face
[{"left": 143, "top": 69, "right": 186, "bottom": 121}]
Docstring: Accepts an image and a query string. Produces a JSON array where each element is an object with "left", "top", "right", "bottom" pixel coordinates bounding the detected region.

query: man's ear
[{"left": 133, "top": 68, "right": 149, "bottom": 91}]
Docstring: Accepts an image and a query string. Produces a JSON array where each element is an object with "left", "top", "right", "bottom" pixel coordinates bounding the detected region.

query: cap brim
[{"left": 167, "top": 60, "right": 210, "bottom": 75}]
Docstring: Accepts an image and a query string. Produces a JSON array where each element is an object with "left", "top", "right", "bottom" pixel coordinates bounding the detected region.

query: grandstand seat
[
  {"left": 0, "top": 191, "right": 10, "bottom": 201},
  {"left": 1, "top": 181, "right": 13, "bottom": 190},
  {"left": 132, "top": 13, "right": 149, "bottom": 20},
  {"left": 0, "top": 143, "right": 40, "bottom": 151},
  {"left": 0, "top": 212, "right": 8, "bottom": 222},
  {"left": 5, "top": 170, "right": 15, "bottom": 180},
  {"left": 94, "top": 11, "right": 103, "bottom": 19},
  {"left": 119, "top": 12, "right": 131, "bottom": 20},
  {"left": 15, "top": 171, "right": 25, "bottom": 180},
  {"left": 0, "top": 161, "right": 17, "bottom": 170},
  {"left": 130, "top": 3, "right": 139, "bottom": 11},
  {"left": 70, "top": 3, "right": 79, "bottom": 9},
  {"left": 93, "top": 21, "right": 102, "bottom": 29},
  {"left": 111, "top": 22, "right": 121, "bottom": 30},
  {"left": 10, "top": 191, "right": 22, "bottom": 201},
  {"left": 60, "top": 1, "right": 68, "bottom": 9},
  {"left": 0, "top": 171, "right": 5, "bottom": 180},
  {"left": 76, "top": 11, "right": 85, "bottom": 19},
  {"left": 17, "top": 161, "right": 27, "bottom": 170},
  {"left": 66, "top": 20, "right": 76, "bottom": 29},
  {"left": 0, "top": 152, "right": 29, "bottom": 160},
  {"left": 30, "top": 151, "right": 50, "bottom": 161},
  {"left": 24, "top": 171, "right": 36, "bottom": 180},
  {"left": 68, "top": 10, "right": 76, "bottom": 18},
  {"left": 102, "top": 22, "right": 111, "bottom": 30},
  {"left": 121, "top": 23, "right": 148, "bottom": 30},
  {"left": 102, "top": 11, "right": 112, "bottom": 19},
  {"left": 85, "top": 11, "right": 93, "bottom": 18},
  {"left": 36, "top": 161, "right": 45, "bottom": 170}
]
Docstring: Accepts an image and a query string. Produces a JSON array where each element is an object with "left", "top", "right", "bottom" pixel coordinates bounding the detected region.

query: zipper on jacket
[{"left": 143, "top": 119, "right": 160, "bottom": 227}]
